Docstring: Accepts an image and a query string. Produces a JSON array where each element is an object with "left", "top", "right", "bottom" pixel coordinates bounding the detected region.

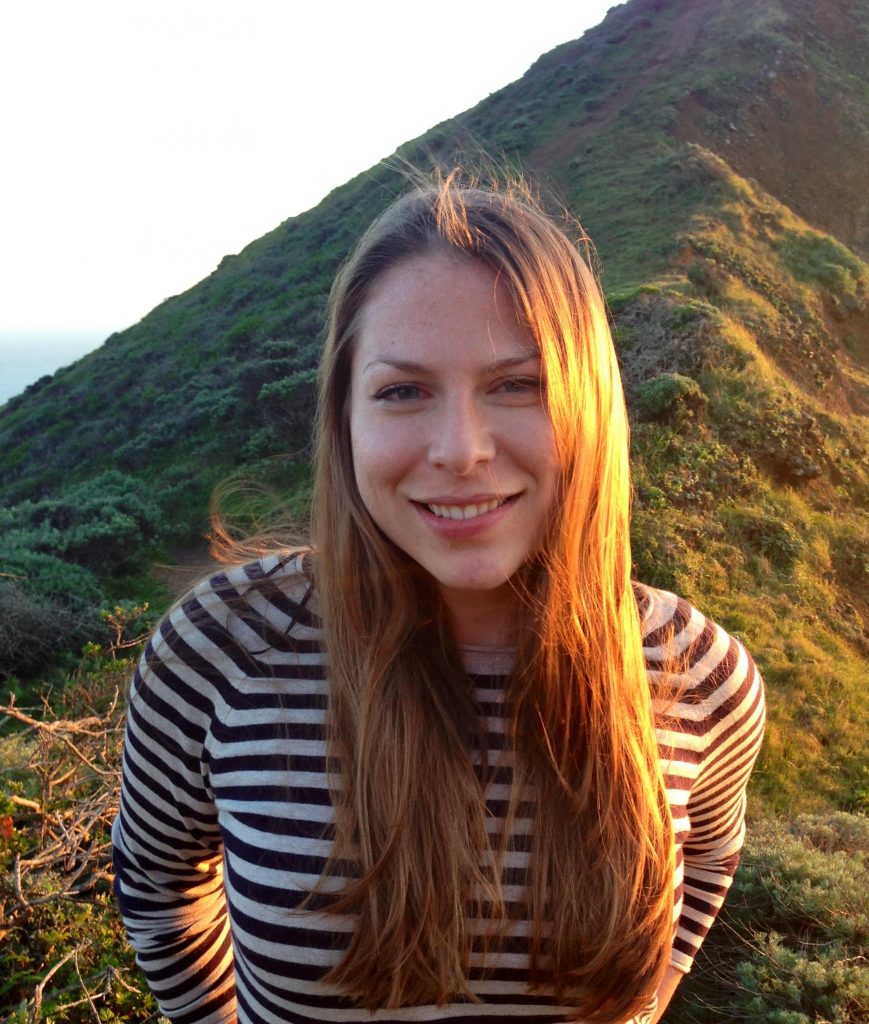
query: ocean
[{"left": 0, "top": 328, "right": 115, "bottom": 407}]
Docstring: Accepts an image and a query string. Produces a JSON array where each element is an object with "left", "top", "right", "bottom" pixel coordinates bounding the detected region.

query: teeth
[{"left": 427, "top": 498, "right": 505, "bottom": 520}]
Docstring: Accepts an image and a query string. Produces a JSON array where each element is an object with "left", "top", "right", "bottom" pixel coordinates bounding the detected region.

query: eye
[
  {"left": 374, "top": 382, "right": 424, "bottom": 402},
  {"left": 495, "top": 376, "right": 544, "bottom": 395}
]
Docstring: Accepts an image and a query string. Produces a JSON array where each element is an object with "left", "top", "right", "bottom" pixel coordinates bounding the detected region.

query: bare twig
[
  {"left": 28, "top": 948, "right": 77, "bottom": 1024},
  {"left": 73, "top": 946, "right": 103, "bottom": 1024},
  {"left": 10, "top": 794, "right": 41, "bottom": 811},
  {"left": 0, "top": 702, "right": 106, "bottom": 734},
  {"left": 107, "top": 966, "right": 142, "bottom": 995},
  {"left": 12, "top": 853, "right": 27, "bottom": 908},
  {"left": 0, "top": 666, "right": 138, "bottom": 1019},
  {"left": 55, "top": 731, "right": 115, "bottom": 777}
]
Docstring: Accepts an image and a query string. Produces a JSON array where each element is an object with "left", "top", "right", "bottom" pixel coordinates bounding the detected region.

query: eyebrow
[{"left": 362, "top": 352, "right": 541, "bottom": 374}]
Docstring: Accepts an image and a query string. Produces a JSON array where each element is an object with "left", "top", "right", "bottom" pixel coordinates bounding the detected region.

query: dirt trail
[{"left": 153, "top": 546, "right": 216, "bottom": 600}]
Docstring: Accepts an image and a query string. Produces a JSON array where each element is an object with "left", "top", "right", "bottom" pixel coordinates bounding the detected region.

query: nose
[{"left": 428, "top": 396, "right": 496, "bottom": 475}]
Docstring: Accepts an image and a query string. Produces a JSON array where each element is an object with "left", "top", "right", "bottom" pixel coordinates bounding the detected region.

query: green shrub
[
  {"left": 0, "top": 578, "right": 102, "bottom": 679},
  {"left": 632, "top": 426, "right": 755, "bottom": 509},
  {"left": 0, "top": 470, "right": 165, "bottom": 676},
  {"left": 668, "top": 813, "right": 869, "bottom": 1024},
  {"left": 720, "top": 390, "right": 830, "bottom": 484},
  {"left": 1, "top": 470, "right": 162, "bottom": 573},
  {"left": 729, "top": 507, "right": 804, "bottom": 570},
  {"left": 735, "top": 932, "right": 868, "bottom": 1023},
  {"left": 687, "top": 258, "right": 729, "bottom": 298},
  {"left": 636, "top": 373, "right": 708, "bottom": 422},
  {"left": 730, "top": 814, "right": 868, "bottom": 942},
  {"left": 778, "top": 230, "right": 867, "bottom": 300},
  {"left": 630, "top": 507, "right": 689, "bottom": 590},
  {"left": 0, "top": 543, "right": 108, "bottom": 678},
  {"left": 829, "top": 523, "right": 869, "bottom": 588},
  {"left": 0, "top": 545, "right": 104, "bottom": 608}
]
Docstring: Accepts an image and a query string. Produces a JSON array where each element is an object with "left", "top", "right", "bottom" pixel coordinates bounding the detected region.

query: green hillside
[
  {"left": 1, "top": 1, "right": 868, "bottom": 1020},
  {"left": 1, "top": 0, "right": 866, "bottom": 812}
]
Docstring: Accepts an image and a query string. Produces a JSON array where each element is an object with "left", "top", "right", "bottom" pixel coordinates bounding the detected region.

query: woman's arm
[
  {"left": 645, "top": 592, "right": 766, "bottom": 1017},
  {"left": 671, "top": 631, "right": 765, "bottom": 971},
  {"left": 651, "top": 965, "right": 683, "bottom": 1022},
  {"left": 113, "top": 602, "right": 238, "bottom": 1023}
]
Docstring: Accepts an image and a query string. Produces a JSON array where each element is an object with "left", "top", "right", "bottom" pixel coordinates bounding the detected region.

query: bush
[
  {"left": 668, "top": 813, "right": 869, "bottom": 1024},
  {"left": 830, "top": 523, "right": 869, "bottom": 588},
  {"left": 0, "top": 470, "right": 164, "bottom": 676},
  {"left": 730, "top": 507, "right": 804, "bottom": 570},
  {"left": 630, "top": 507, "right": 689, "bottom": 590},
  {"left": 0, "top": 657, "right": 159, "bottom": 1023},
  {"left": 778, "top": 230, "right": 867, "bottom": 301},
  {"left": 687, "top": 258, "right": 729, "bottom": 298},
  {"left": 734, "top": 933, "right": 868, "bottom": 1023},
  {"left": 0, "top": 540, "right": 108, "bottom": 678},
  {"left": 0, "top": 579, "right": 103, "bottom": 679},
  {"left": 725, "top": 397, "right": 827, "bottom": 484},
  {"left": 0, "top": 544, "right": 104, "bottom": 608},
  {"left": 636, "top": 373, "right": 708, "bottom": 422},
  {"left": 730, "top": 814, "right": 868, "bottom": 942},
  {"left": 632, "top": 425, "right": 755, "bottom": 509},
  {"left": 2, "top": 470, "right": 163, "bottom": 573}
]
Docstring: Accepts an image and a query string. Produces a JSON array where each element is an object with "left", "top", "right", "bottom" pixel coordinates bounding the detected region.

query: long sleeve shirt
[{"left": 112, "top": 552, "right": 765, "bottom": 1023}]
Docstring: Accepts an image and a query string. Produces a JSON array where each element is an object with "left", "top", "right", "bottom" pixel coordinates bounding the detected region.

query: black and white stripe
[{"left": 113, "top": 553, "right": 765, "bottom": 1023}]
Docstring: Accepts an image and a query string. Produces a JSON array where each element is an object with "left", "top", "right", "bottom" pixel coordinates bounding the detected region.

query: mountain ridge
[
  {"left": 0, "top": 0, "right": 866, "bottom": 817},
  {"left": 3, "top": 0, "right": 866, "bottom": 494}
]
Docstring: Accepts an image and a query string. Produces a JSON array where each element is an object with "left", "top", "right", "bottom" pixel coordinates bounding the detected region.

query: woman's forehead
[
  {"left": 353, "top": 252, "right": 535, "bottom": 367},
  {"left": 360, "top": 252, "right": 521, "bottom": 329}
]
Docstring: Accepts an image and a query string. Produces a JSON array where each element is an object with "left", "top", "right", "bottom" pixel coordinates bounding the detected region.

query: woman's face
[{"left": 349, "top": 252, "right": 560, "bottom": 613}]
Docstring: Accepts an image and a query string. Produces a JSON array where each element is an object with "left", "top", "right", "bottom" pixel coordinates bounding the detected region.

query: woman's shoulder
[
  {"left": 632, "top": 580, "right": 704, "bottom": 643},
  {"left": 632, "top": 580, "right": 764, "bottom": 712},
  {"left": 157, "top": 549, "right": 321, "bottom": 660},
  {"left": 190, "top": 549, "right": 315, "bottom": 607},
  {"left": 129, "top": 553, "right": 323, "bottom": 754}
]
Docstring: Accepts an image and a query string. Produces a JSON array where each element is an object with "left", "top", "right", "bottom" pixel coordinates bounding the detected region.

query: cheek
[
  {"left": 532, "top": 422, "right": 562, "bottom": 519},
  {"left": 515, "top": 414, "right": 560, "bottom": 478},
  {"left": 349, "top": 410, "right": 410, "bottom": 509},
  {"left": 349, "top": 411, "right": 377, "bottom": 505}
]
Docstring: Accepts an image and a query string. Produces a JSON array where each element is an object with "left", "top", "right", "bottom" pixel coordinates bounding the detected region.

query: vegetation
[
  {"left": 668, "top": 813, "right": 868, "bottom": 1023},
  {"left": 0, "top": 631, "right": 157, "bottom": 1023},
  {"left": 1, "top": 0, "right": 867, "bottom": 1017},
  {"left": 1, "top": 653, "right": 865, "bottom": 1024},
  {"left": 0, "top": 471, "right": 163, "bottom": 682}
]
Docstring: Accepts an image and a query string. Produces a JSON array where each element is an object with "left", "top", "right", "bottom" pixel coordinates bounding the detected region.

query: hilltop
[
  {"left": 2, "top": 2, "right": 869, "bottom": 1020},
  {"left": 0, "top": 0, "right": 867, "bottom": 816}
]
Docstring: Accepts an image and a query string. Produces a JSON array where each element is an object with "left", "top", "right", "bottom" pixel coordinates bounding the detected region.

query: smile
[{"left": 425, "top": 498, "right": 506, "bottom": 521}]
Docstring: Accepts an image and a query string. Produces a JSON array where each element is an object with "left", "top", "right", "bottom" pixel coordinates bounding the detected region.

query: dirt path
[{"left": 153, "top": 545, "right": 217, "bottom": 601}]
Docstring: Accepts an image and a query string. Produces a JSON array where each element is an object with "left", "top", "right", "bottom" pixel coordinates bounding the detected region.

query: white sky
[{"left": 0, "top": 0, "right": 621, "bottom": 336}]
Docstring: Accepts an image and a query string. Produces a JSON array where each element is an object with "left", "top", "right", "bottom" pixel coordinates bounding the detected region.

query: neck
[{"left": 437, "top": 582, "right": 520, "bottom": 648}]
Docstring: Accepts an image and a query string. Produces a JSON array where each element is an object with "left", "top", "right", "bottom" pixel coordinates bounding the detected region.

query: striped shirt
[{"left": 112, "top": 553, "right": 765, "bottom": 1023}]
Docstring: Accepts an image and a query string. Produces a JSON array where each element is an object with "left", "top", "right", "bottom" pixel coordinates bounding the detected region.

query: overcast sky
[{"left": 0, "top": 0, "right": 621, "bottom": 337}]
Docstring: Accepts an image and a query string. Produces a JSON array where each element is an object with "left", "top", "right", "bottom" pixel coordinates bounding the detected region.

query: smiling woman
[
  {"left": 349, "top": 253, "right": 560, "bottom": 637},
  {"left": 111, "top": 171, "right": 765, "bottom": 1024}
]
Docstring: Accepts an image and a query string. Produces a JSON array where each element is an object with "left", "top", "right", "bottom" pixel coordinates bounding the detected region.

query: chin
[{"left": 432, "top": 571, "right": 517, "bottom": 597}]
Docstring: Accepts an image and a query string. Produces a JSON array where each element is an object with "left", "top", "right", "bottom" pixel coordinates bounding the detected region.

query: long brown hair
[{"left": 311, "top": 170, "right": 673, "bottom": 1019}]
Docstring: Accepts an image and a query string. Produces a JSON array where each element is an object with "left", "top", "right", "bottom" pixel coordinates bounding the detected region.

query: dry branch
[{"left": 0, "top": 669, "right": 138, "bottom": 1020}]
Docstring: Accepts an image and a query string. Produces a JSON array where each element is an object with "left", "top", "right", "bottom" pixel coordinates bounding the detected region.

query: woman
[{"left": 112, "top": 174, "right": 765, "bottom": 1023}]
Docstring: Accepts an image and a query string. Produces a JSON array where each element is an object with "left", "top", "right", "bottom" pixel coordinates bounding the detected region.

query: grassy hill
[
  {"left": 0, "top": 0, "right": 866, "bottom": 812},
  {"left": 1, "top": 1, "right": 868, "bottom": 1020}
]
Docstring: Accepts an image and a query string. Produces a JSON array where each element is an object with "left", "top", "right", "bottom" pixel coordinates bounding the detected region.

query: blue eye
[
  {"left": 498, "top": 376, "right": 543, "bottom": 394},
  {"left": 374, "top": 383, "right": 423, "bottom": 401}
]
